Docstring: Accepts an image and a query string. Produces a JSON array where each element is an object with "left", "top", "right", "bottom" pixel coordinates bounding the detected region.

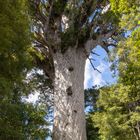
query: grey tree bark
[{"left": 52, "top": 47, "right": 87, "bottom": 140}]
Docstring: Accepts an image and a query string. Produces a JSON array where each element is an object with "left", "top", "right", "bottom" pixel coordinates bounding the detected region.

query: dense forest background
[{"left": 0, "top": 0, "right": 140, "bottom": 140}]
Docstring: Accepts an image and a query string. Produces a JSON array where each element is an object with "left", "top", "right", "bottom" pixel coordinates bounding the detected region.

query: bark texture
[{"left": 52, "top": 47, "right": 87, "bottom": 140}]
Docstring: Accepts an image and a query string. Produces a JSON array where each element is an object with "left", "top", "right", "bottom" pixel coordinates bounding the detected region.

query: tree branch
[
  {"left": 91, "top": 51, "right": 100, "bottom": 56},
  {"left": 88, "top": 57, "right": 101, "bottom": 73}
]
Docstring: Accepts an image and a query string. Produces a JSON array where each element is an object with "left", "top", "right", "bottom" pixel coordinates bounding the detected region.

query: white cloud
[
  {"left": 97, "top": 62, "right": 108, "bottom": 72},
  {"left": 84, "top": 59, "right": 92, "bottom": 89},
  {"left": 22, "top": 91, "right": 40, "bottom": 104},
  {"left": 84, "top": 59, "right": 107, "bottom": 89}
]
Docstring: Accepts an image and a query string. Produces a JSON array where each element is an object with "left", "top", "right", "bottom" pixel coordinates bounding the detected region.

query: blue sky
[{"left": 84, "top": 45, "right": 117, "bottom": 89}]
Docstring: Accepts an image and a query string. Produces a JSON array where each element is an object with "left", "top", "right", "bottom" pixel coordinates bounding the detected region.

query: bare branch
[
  {"left": 89, "top": 58, "right": 96, "bottom": 61},
  {"left": 91, "top": 51, "right": 100, "bottom": 56},
  {"left": 88, "top": 57, "right": 101, "bottom": 73}
]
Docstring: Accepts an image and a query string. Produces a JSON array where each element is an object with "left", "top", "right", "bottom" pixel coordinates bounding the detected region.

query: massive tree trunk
[{"left": 52, "top": 47, "right": 87, "bottom": 140}]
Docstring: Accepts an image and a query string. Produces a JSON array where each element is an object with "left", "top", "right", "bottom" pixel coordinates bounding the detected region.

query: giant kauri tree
[{"left": 29, "top": 0, "right": 119, "bottom": 139}]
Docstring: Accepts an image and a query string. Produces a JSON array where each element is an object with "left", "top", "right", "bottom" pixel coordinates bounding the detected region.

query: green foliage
[
  {"left": 53, "top": 0, "right": 67, "bottom": 16},
  {"left": 61, "top": 27, "right": 78, "bottom": 52},
  {"left": 85, "top": 87, "right": 100, "bottom": 140},
  {"left": 86, "top": 1, "right": 140, "bottom": 140},
  {"left": 0, "top": 0, "right": 49, "bottom": 139},
  {"left": 86, "top": 113, "right": 100, "bottom": 140},
  {"left": 86, "top": 84, "right": 140, "bottom": 139},
  {"left": 0, "top": 0, "right": 32, "bottom": 82},
  {"left": 110, "top": 0, "right": 140, "bottom": 30},
  {"left": 110, "top": 0, "right": 137, "bottom": 14},
  {"left": 93, "top": 85, "right": 136, "bottom": 140},
  {"left": 85, "top": 87, "right": 99, "bottom": 110},
  {"left": 22, "top": 103, "right": 49, "bottom": 139}
]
